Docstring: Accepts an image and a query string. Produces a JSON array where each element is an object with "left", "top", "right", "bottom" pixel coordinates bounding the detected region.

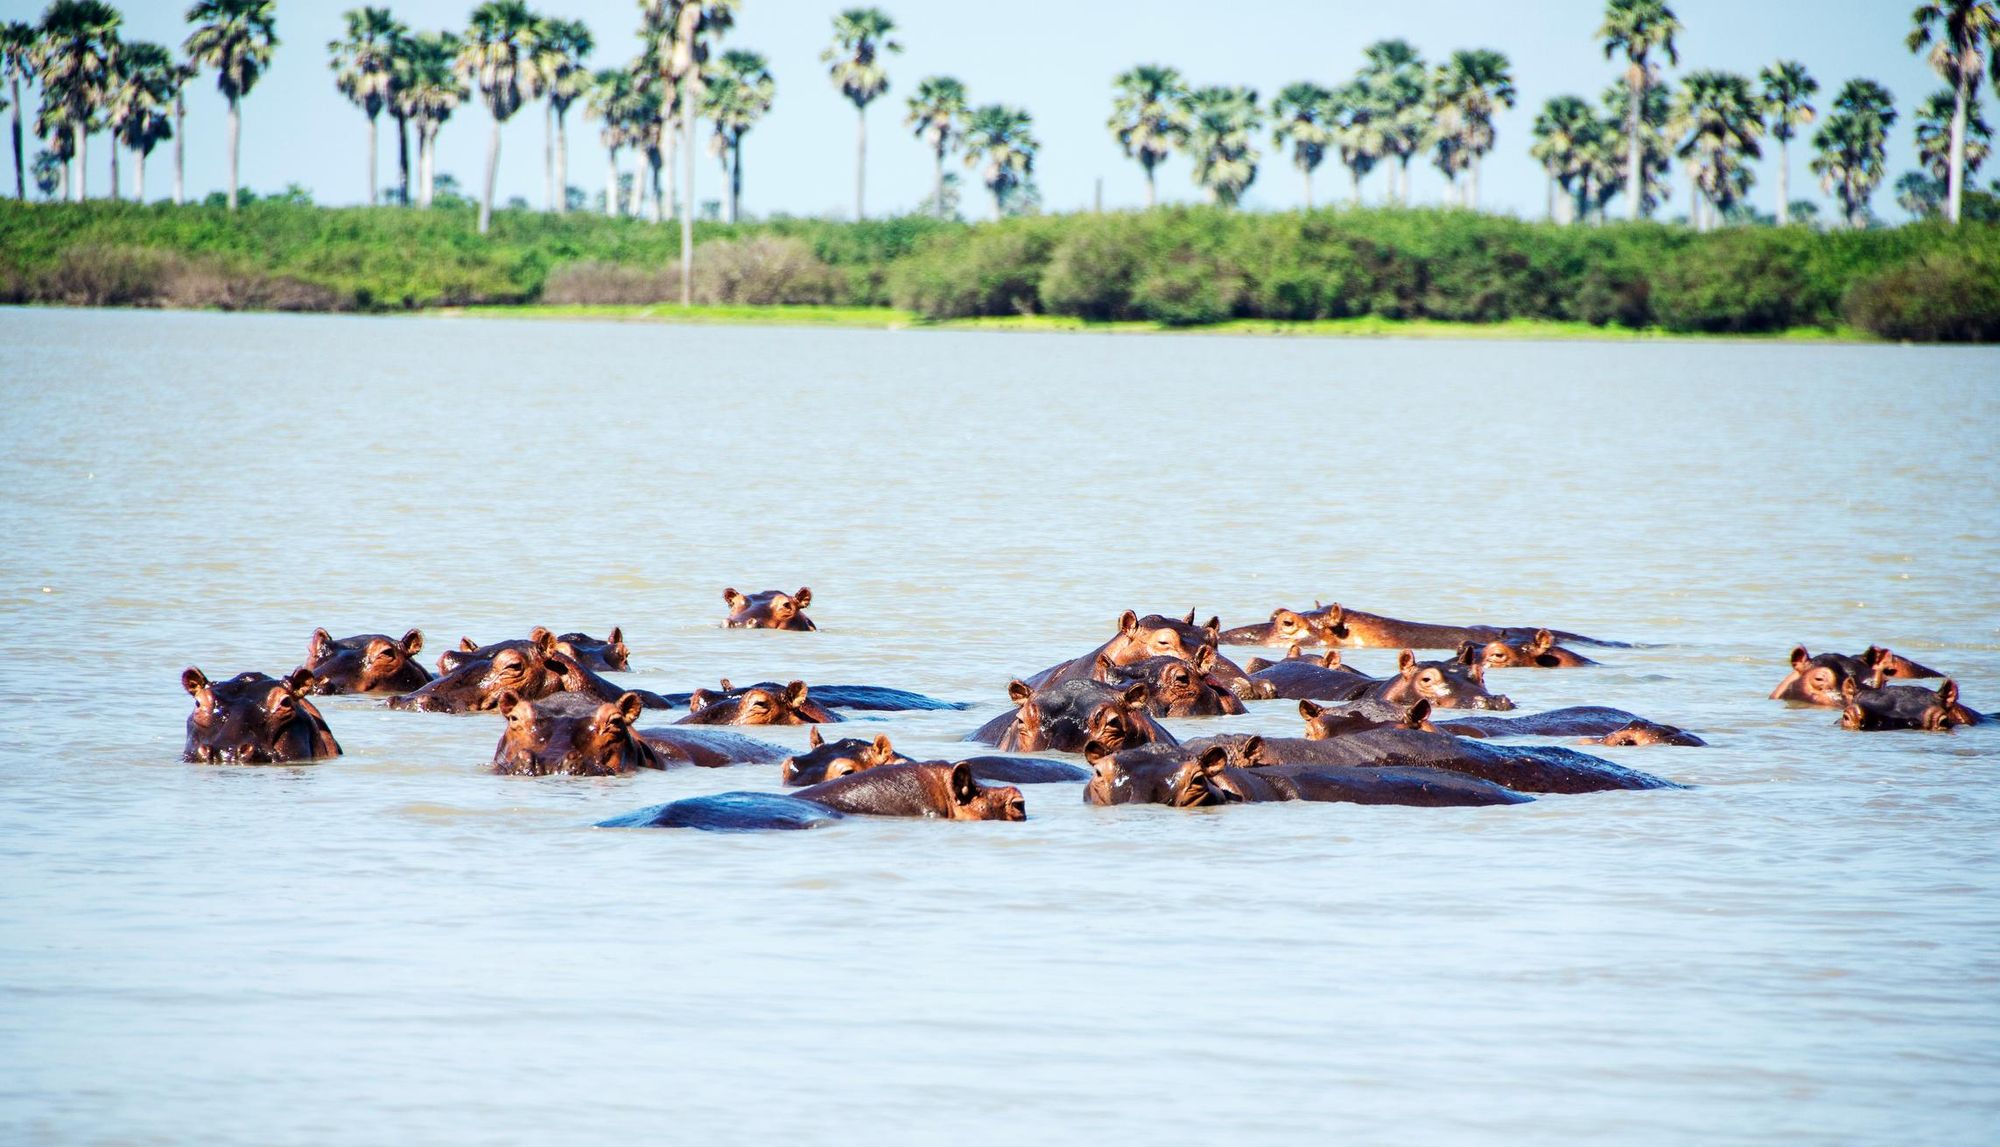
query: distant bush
[
  {"left": 1843, "top": 248, "right": 2000, "bottom": 342},
  {"left": 889, "top": 222, "right": 1055, "bottom": 318},
  {"left": 1649, "top": 231, "right": 1827, "bottom": 333},
  {"left": 544, "top": 236, "right": 844, "bottom": 306},
  {"left": 0, "top": 242, "right": 344, "bottom": 310}
]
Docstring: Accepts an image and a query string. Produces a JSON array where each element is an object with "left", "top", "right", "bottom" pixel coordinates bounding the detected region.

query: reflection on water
[{"left": 1, "top": 308, "right": 1997, "bottom": 1144}]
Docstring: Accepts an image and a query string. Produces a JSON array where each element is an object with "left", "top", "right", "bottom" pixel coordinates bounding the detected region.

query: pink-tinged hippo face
[{"left": 182, "top": 667, "right": 342, "bottom": 763}]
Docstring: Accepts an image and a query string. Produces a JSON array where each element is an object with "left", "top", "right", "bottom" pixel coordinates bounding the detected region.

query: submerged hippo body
[
  {"left": 1436, "top": 706, "right": 1704, "bottom": 745},
  {"left": 967, "top": 678, "right": 1179, "bottom": 754},
  {"left": 1361, "top": 650, "right": 1514, "bottom": 711},
  {"left": 182, "top": 667, "right": 341, "bottom": 764},
  {"left": 1219, "top": 728, "right": 1676, "bottom": 794},
  {"left": 1221, "top": 602, "right": 1615, "bottom": 650},
  {"left": 304, "top": 628, "right": 432, "bottom": 695},
  {"left": 1080, "top": 743, "right": 1530, "bottom": 808},
  {"left": 492, "top": 691, "right": 663, "bottom": 776},
  {"left": 1469, "top": 629, "right": 1598, "bottom": 669},
  {"left": 780, "top": 728, "right": 1085, "bottom": 786},
  {"left": 1838, "top": 678, "right": 1982, "bottom": 732},
  {"left": 1094, "top": 648, "right": 1247, "bottom": 717},
  {"left": 1244, "top": 647, "right": 1378, "bottom": 701},
  {"left": 676, "top": 681, "right": 839, "bottom": 725},
  {"left": 660, "top": 682, "right": 964, "bottom": 712},
  {"left": 723, "top": 587, "right": 816, "bottom": 631},
  {"left": 636, "top": 726, "right": 790, "bottom": 767},
  {"left": 392, "top": 647, "right": 667, "bottom": 714},
  {"left": 1028, "top": 611, "right": 1260, "bottom": 699},
  {"left": 438, "top": 627, "right": 630, "bottom": 675},
  {"left": 599, "top": 792, "right": 847, "bottom": 832}
]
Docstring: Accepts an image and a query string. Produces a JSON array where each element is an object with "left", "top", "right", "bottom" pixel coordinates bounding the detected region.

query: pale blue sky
[{"left": 3, "top": 0, "right": 1965, "bottom": 221}]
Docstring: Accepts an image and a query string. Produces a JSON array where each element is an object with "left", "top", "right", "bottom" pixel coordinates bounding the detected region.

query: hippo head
[
  {"left": 1469, "top": 629, "right": 1591, "bottom": 670},
  {"left": 1099, "top": 610, "right": 1222, "bottom": 670},
  {"left": 1840, "top": 678, "right": 1972, "bottom": 732},
  {"left": 781, "top": 728, "right": 905, "bottom": 785},
  {"left": 1002, "top": 679, "right": 1163, "bottom": 754},
  {"left": 1082, "top": 742, "right": 1221, "bottom": 807},
  {"left": 182, "top": 667, "right": 342, "bottom": 763},
  {"left": 1863, "top": 646, "right": 1944, "bottom": 683},
  {"left": 1590, "top": 720, "right": 1708, "bottom": 747},
  {"left": 1095, "top": 645, "right": 1243, "bottom": 717},
  {"left": 304, "top": 627, "right": 432, "bottom": 695},
  {"left": 1379, "top": 650, "right": 1514, "bottom": 710},
  {"left": 391, "top": 644, "right": 583, "bottom": 713},
  {"left": 1300, "top": 697, "right": 1436, "bottom": 738},
  {"left": 1265, "top": 607, "right": 1327, "bottom": 646},
  {"left": 438, "top": 628, "right": 559, "bottom": 676},
  {"left": 1245, "top": 644, "right": 1343, "bottom": 675},
  {"left": 1769, "top": 646, "right": 1871, "bottom": 707},
  {"left": 684, "top": 680, "right": 832, "bottom": 725},
  {"left": 551, "top": 628, "right": 629, "bottom": 672},
  {"left": 723, "top": 587, "right": 816, "bottom": 631},
  {"left": 492, "top": 690, "right": 660, "bottom": 775},
  {"left": 935, "top": 761, "right": 1027, "bottom": 821}
]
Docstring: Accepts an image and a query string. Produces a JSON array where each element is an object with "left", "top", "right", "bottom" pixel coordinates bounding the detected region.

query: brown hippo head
[
  {"left": 1093, "top": 645, "right": 1246, "bottom": 718},
  {"left": 1585, "top": 721, "right": 1708, "bottom": 747},
  {"left": 1468, "top": 629, "right": 1596, "bottom": 670},
  {"left": 1374, "top": 650, "right": 1514, "bottom": 710},
  {"left": 439, "top": 627, "right": 629, "bottom": 675},
  {"left": 997, "top": 678, "right": 1175, "bottom": 754},
  {"left": 1097, "top": 609, "right": 1223, "bottom": 669},
  {"left": 678, "top": 680, "right": 838, "bottom": 726},
  {"left": 1839, "top": 678, "right": 1978, "bottom": 732},
  {"left": 304, "top": 627, "right": 432, "bottom": 696},
  {"left": 492, "top": 690, "right": 663, "bottom": 775},
  {"left": 1863, "top": 646, "right": 1944, "bottom": 683},
  {"left": 793, "top": 761, "right": 1026, "bottom": 821},
  {"left": 780, "top": 728, "right": 907, "bottom": 785},
  {"left": 182, "top": 667, "right": 342, "bottom": 764},
  {"left": 1245, "top": 643, "right": 1341, "bottom": 674},
  {"left": 723, "top": 587, "right": 816, "bottom": 631},
  {"left": 1082, "top": 742, "right": 1226, "bottom": 807},
  {"left": 1769, "top": 646, "right": 1873, "bottom": 707},
  {"left": 1300, "top": 697, "right": 1436, "bottom": 738},
  {"left": 391, "top": 644, "right": 585, "bottom": 713}
]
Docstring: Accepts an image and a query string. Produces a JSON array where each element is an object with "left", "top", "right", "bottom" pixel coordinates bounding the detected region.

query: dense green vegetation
[{"left": 3, "top": 198, "right": 1997, "bottom": 341}]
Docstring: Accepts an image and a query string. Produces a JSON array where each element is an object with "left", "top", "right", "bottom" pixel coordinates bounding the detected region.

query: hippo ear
[
  {"left": 723, "top": 587, "right": 747, "bottom": 610},
  {"left": 1118, "top": 610, "right": 1138, "bottom": 635},
  {"left": 495, "top": 689, "right": 523, "bottom": 716},
  {"left": 1326, "top": 603, "right": 1345, "bottom": 624},
  {"left": 1939, "top": 679, "right": 1959, "bottom": 707},
  {"left": 1203, "top": 617, "right": 1220, "bottom": 636},
  {"left": 1454, "top": 641, "right": 1480, "bottom": 667},
  {"left": 1404, "top": 699, "right": 1432, "bottom": 728},
  {"left": 784, "top": 680, "right": 809, "bottom": 708},
  {"left": 400, "top": 629, "right": 424, "bottom": 655},
  {"left": 1196, "top": 746, "right": 1230, "bottom": 776},
  {"left": 613, "top": 692, "right": 643, "bottom": 726},
  {"left": 1120, "top": 683, "right": 1149, "bottom": 709},
  {"left": 1182, "top": 607, "right": 1197, "bottom": 624},
  {"left": 1007, "top": 680, "right": 1033, "bottom": 705},
  {"left": 719, "top": 678, "right": 733, "bottom": 692},
  {"left": 282, "top": 667, "right": 315, "bottom": 695},
  {"left": 1241, "top": 735, "right": 1268, "bottom": 766},
  {"left": 1466, "top": 659, "right": 1485, "bottom": 683},
  {"left": 460, "top": 636, "right": 479, "bottom": 652},
  {"left": 608, "top": 625, "right": 625, "bottom": 645},
  {"left": 1841, "top": 676, "right": 1859, "bottom": 702},
  {"left": 871, "top": 733, "right": 894, "bottom": 760},
  {"left": 309, "top": 628, "right": 334, "bottom": 661},
  {"left": 182, "top": 667, "right": 210, "bottom": 696},
  {"left": 1083, "top": 739, "right": 1114, "bottom": 768},
  {"left": 808, "top": 725, "right": 824, "bottom": 747},
  {"left": 1790, "top": 645, "right": 1809, "bottom": 669},
  {"left": 1321, "top": 649, "right": 1342, "bottom": 669},
  {"left": 530, "top": 627, "right": 556, "bottom": 652},
  {"left": 1093, "top": 653, "right": 1116, "bottom": 678},
  {"left": 1284, "top": 642, "right": 1304, "bottom": 660},
  {"left": 687, "top": 689, "right": 713, "bottom": 714},
  {"left": 1193, "top": 644, "right": 1215, "bottom": 672},
  {"left": 1532, "top": 629, "right": 1554, "bottom": 654},
  {"left": 1299, "top": 699, "right": 1324, "bottom": 720},
  {"left": 948, "top": 761, "right": 980, "bottom": 805},
  {"left": 795, "top": 587, "right": 812, "bottom": 610},
  {"left": 1398, "top": 650, "right": 1417, "bottom": 674}
]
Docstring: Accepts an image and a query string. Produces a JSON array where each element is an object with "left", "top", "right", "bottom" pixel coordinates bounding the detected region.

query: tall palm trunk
[
  {"left": 396, "top": 113, "right": 409, "bottom": 205},
  {"left": 226, "top": 94, "right": 241, "bottom": 210},
  {"left": 1545, "top": 174, "right": 1554, "bottom": 221},
  {"left": 931, "top": 145, "right": 943, "bottom": 215},
  {"left": 1145, "top": 161, "right": 1157, "bottom": 208},
  {"left": 544, "top": 100, "right": 555, "bottom": 212},
  {"left": 853, "top": 105, "right": 866, "bottom": 220},
  {"left": 10, "top": 75, "right": 23, "bottom": 198},
  {"left": 680, "top": 85, "right": 695, "bottom": 306},
  {"left": 716, "top": 144, "right": 731, "bottom": 222},
  {"left": 421, "top": 125, "right": 436, "bottom": 206},
  {"left": 1624, "top": 74, "right": 1642, "bottom": 221},
  {"left": 479, "top": 115, "right": 499, "bottom": 233},
  {"left": 1776, "top": 137, "right": 1789, "bottom": 225},
  {"left": 1468, "top": 156, "right": 1480, "bottom": 211},
  {"left": 109, "top": 138, "right": 119, "bottom": 201},
  {"left": 1302, "top": 167, "right": 1313, "bottom": 210},
  {"left": 1947, "top": 74, "right": 1968, "bottom": 224},
  {"left": 1349, "top": 163, "right": 1360, "bottom": 207},
  {"left": 172, "top": 98, "right": 185, "bottom": 205},
  {"left": 554, "top": 108, "right": 568, "bottom": 215},
  {"left": 603, "top": 147, "right": 618, "bottom": 217},
  {"left": 72, "top": 122, "right": 86, "bottom": 201},
  {"left": 135, "top": 147, "right": 146, "bottom": 201},
  {"left": 646, "top": 148, "right": 661, "bottom": 222},
  {"left": 730, "top": 137, "right": 742, "bottom": 222},
  {"left": 367, "top": 112, "right": 378, "bottom": 206}
]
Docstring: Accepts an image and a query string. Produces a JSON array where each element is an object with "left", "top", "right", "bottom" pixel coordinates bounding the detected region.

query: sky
[{"left": 1, "top": 0, "right": 1968, "bottom": 222}]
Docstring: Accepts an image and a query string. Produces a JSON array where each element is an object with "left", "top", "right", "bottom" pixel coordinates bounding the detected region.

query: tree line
[{"left": 5, "top": 0, "right": 1997, "bottom": 234}]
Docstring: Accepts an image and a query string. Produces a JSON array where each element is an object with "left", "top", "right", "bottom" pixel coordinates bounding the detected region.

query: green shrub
[
  {"left": 1038, "top": 220, "right": 1144, "bottom": 320},
  {"left": 889, "top": 222, "right": 1054, "bottom": 318},
  {"left": 1649, "top": 231, "right": 1827, "bottom": 332},
  {"left": 1843, "top": 248, "right": 2000, "bottom": 342}
]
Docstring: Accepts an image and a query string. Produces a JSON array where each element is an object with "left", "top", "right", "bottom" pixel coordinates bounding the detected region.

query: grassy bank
[{"left": 3, "top": 199, "right": 1995, "bottom": 341}]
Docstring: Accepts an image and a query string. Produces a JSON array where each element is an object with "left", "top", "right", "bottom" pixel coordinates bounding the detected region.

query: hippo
[
  {"left": 659, "top": 680, "right": 965, "bottom": 712},
  {"left": 601, "top": 762, "right": 1025, "bottom": 830},
  {"left": 492, "top": 690, "right": 664, "bottom": 776},
  {"left": 966, "top": 678, "right": 1179, "bottom": 754},
  {"left": 1205, "top": 728, "right": 1675, "bottom": 794},
  {"left": 1466, "top": 629, "right": 1597, "bottom": 669},
  {"left": 1363, "top": 650, "right": 1514, "bottom": 711},
  {"left": 1080, "top": 742, "right": 1531, "bottom": 808},
  {"left": 1220, "top": 602, "right": 1614, "bottom": 650},
  {"left": 676, "top": 680, "right": 839, "bottom": 726},
  {"left": 507, "top": 692, "right": 787, "bottom": 765},
  {"left": 1838, "top": 678, "right": 1982, "bottom": 732},
  {"left": 779, "top": 727, "right": 1088, "bottom": 786},
  {"left": 303, "top": 628, "right": 433, "bottom": 695},
  {"left": 182, "top": 667, "right": 341, "bottom": 764},
  {"left": 598, "top": 791, "right": 846, "bottom": 831},
  {"left": 1026, "top": 610, "right": 1261, "bottom": 699},
  {"left": 1435, "top": 706, "right": 1704, "bottom": 745},
  {"left": 724, "top": 587, "right": 816, "bottom": 631},
  {"left": 437, "top": 627, "right": 631, "bottom": 675},
  {"left": 1298, "top": 697, "right": 1440, "bottom": 737},
  {"left": 1094, "top": 646, "right": 1247, "bottom": 717},
  {"left": 1769, "top": 645, "right": 1945, "bottom": 707},
  {"left": 1244, "top": 645, "right": 1378, "bottom": 701},
  {"left": 1862, "top": 646, "right": 1945, "bottom": 681},
  {"left": 391, "top": 647, "right": 668, "bottom": 714}
]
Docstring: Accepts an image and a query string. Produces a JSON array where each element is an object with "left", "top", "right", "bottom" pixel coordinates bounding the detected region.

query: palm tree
[
  {"left": 532, "top": 16, "right": 591, "bottom": 214},
  {"left": 1183, "top": 85, "right": 1261, "bottom": 207},
  {"left": 1670, "top": 70, "right": 1763, "bottom": 229},
  {"left": 1812, "top": 79, "right": 1897, "bottom": 228},
  {"left": 1574, "top": 114, "right": 1626, "bottom": 221},
  {"left": 1531, "top": 95, "right": 1594, "bottom": 222},
  {"left": 400, "top": 30, "right": 463, "bottom": 208},
  {"left": 663, "top": 2, "right": 736, "bottom": 303},
  {"left": 108, "top": 40, "right": 174, "bottom": 201},
  {"left": 1436, "top": 49, "right": 1514, "bottom": 210},
  {"left": 456, "top": 1, "right": 541, "bottom": 234},
  {"left": 822, "top": 7, "right": 898, "bottom": 220},
  {"left": 1108, "top": 64, "right": 1190, "bottom": 208},
  {"left": 168, "top": 57, "right": 192, "bottom": 203},
  {"left": 702, "top": 48, "right": 770, "bottom": 222},
  {"left": 1759, "top": 60, "right": 1817, "bottom": 224},
  {"left": 906, "top": 75, "right": 967, "bottom": 217},
  {"left": 184, "top": 0, "right": 276, "bottom": 211},
  {"left": 35, "top": 0, "right": 121, "bottom": 202},
  {"left": 1427, "top": 67, "right": 1470, "bottom": 205},
  {"left": 3, "top": 22, "right": 35, "bottom": 199},
  {"left": 329, "top": 7, "right": 406, "bottom": 207},
  {"left": 1916, "top": 87, "right": 1991, "bottom": 186},
  {"left": 1599, "top": 0, "right": 1682, "bottom": 220},
  {"left": 1328, "top": 81, "right": 1382, "bottom": 205},
  {"left": 584, "top": 65, "right": 636, "bottom": 216},
  {"left": 1271, "top": 81, "right": 1333, "bottom": 208},
  {"left": 1908, "top": 1, "right": 2000, "bottom": 223},
  {"left": 1359, "top": 39, "right": 1427, "bottom": 204},
  {"left": 961, "top": 102, "right": 1036, "bottom": 219},
  {"left": 1599, "top": 80, "right": 1673, "bottom": 218},
  {"left": 1895, "top": 169, "right": 1945, "bottom": 216}
]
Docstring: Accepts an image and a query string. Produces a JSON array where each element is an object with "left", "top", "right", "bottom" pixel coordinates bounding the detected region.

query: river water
[{"left": 1, "top": 307, "right": 1996, "bottom": 1145}]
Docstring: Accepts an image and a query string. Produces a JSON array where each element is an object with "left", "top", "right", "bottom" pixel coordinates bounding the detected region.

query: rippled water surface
[{"left": 2, "top": 307, "right": 1998, "bottom": 1145}]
